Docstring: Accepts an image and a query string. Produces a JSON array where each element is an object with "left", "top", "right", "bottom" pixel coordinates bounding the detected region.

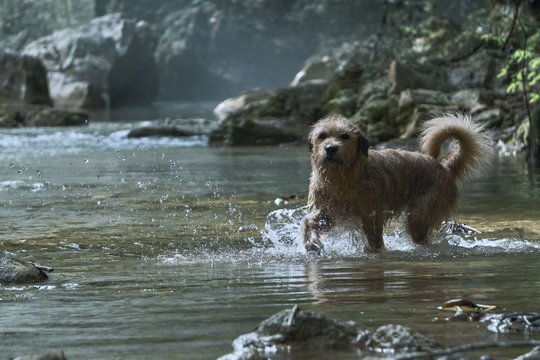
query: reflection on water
[{"left": 1, "top": 123, "right": 540, "bottom": 359}]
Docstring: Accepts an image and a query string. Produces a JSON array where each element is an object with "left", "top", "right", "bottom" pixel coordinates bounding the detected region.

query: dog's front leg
[
  {"left": 362, "top": 215, "right": 385, "bottom": 252},
  {"left": 301, "top": 210, "right": 331, "bottom": 254}
]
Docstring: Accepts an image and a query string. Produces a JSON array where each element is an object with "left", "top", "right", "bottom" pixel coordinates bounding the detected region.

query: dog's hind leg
[
  {"left": 302, "top": 210, "right": 331, "bottom": 254},
  {"left": 406, "top": 219, "right": 431, "bottom": 245},
  {"left": 406, "top": 202, "right": 439, "bottom": 245}
]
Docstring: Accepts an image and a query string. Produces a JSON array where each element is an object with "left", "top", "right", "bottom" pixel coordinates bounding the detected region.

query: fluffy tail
[{"left": 420, "top": 114, "right": 492, "bottom": 181}]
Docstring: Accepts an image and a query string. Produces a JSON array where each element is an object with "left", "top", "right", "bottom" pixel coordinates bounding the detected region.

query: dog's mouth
[{"left": 323, "top": 154, "right": 343, "bottom": 165}]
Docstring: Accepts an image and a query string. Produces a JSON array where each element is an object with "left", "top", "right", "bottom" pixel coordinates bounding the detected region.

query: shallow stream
[{"left": 1, "top": 121, "right": 540, "bottom": 359}]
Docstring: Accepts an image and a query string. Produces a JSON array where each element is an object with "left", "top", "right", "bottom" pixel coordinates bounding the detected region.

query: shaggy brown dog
[{"left": 302, "top": 114, "right": 491, "bottom": 253}]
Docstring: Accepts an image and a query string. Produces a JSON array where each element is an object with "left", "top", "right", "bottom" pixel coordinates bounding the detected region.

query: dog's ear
[
  {"left": 309, "top": 140, "right": 313, "bottom": 153},
  {"left": 357, "top": 133, "right": 369, "bottom": 158}
]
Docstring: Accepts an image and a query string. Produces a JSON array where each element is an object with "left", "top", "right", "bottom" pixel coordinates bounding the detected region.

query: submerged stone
[
  {"left": 12, "top": 351, "right": 67, "bottom": 360},
  {"left": 0, "top": 253, "right": 50, "bottom": 285},
  {"left": 127, "top": 126, "right": 196, "bottom": 138}
]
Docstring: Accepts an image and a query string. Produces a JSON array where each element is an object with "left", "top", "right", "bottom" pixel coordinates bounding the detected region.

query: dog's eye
[
  {"left": 340, "top": 133, "right": 350, "bottom": 140},
  {"left": 318, "top": 132, "right": 327, "bottom": 140}
]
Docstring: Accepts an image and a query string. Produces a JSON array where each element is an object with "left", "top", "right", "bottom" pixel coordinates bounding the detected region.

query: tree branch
[{"left": 502, "top": 0, "right": 521, "bottom": 51}]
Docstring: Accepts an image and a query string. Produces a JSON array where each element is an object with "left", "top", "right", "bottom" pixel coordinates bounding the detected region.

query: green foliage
[{"left": 493, "top": 4, "right": 540, "bottom": 105}]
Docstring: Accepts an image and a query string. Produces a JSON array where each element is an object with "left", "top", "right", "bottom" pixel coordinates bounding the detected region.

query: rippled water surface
[{"left": 1, "top": 122, "right": 540, "bottom": 359}]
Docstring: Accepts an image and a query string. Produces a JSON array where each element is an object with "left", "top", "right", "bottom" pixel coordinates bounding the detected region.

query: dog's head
[{"left": 308, "top": 115, "right": 369, "bottom": 170}]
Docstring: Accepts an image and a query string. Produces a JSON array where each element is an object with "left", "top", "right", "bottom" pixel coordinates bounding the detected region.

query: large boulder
[
  {"left": 0, "top": 51, "right": 88, "bottom": 128},
  {"left": 0, "top": 104, "right": 88, "bottom": 128},
  {"left": 210, "top": 82, "right": 326, "bottom": 146},
  {"left": 389, "top": 49, "right": 502, "bottom": 95},
  {"left": 22, "top": 13, "right": 159, "bottom": 109},
  {"left": 0, "top": 51, "right": 51, "bottom": 106}
]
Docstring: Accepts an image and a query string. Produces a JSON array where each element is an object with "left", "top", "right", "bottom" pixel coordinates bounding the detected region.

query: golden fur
[{"left": 302, "top": 114, "right": 491, "bottom": 253}]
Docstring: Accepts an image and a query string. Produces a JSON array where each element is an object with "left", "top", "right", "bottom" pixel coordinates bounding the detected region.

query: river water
[{"left": 1, "top": 120, "right": 540, "bottom": 359}]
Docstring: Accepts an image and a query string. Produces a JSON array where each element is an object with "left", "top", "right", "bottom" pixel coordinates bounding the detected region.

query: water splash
[{"left": 160, "top": 207, "right": 540, "bottom": 265}]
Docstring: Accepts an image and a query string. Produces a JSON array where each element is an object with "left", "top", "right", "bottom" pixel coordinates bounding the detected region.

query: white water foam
[
  {"left": 0, "top": 180, "right": 46, "bottom": 192},
  {"left": 0, "top": 123, "right": 207, "bottom": 158}
]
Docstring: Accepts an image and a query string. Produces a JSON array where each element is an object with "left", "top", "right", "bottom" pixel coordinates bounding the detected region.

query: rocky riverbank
[
  {"left": 209, "top": 18, "right": 525, "bottom": 150},
  {"left": 0, "top": 1, "right": 536, "bottom": 156}
]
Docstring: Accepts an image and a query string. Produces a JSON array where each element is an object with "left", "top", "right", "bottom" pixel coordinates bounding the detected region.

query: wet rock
[
  {"left": 485, "top": 313, "right": 540, "bottom": 333},
  {"left": 219, "top": 306, "right": 369, "bottom": 360},
  {"left": 11, "top": 351, "right": 67, "bottom": 360},
  {"left": 22, "top": 13, "right": 158, "bottom": 109},
  {"left": 472, "top": 108, "right": 508, "bottom": 128},
  {"left": 127, "top": 126, "right": 195, "bottom": 139},
  {"left": 441, "top": 221, "right": 481, "bottom": 238},
  {"left": 209, "top": 117, "right": 302, "bottom": 146},
  {"left": 389, "top": 49, "right": 502, "bottom": 95},
  {"left": 213, "top": 89, "right": 273, "bottom": 123},
  {"left": 220, "top": 306, "right": 443, "bottom": 359},
  {"left": 0, "top": 51, "right": 52, "bottom": 106},
  {"left": 398, "top": 89, "right": 450, "bottom": 112},
  {"left": 367, "top": 324, "right": 442, "bottom": 353},
  {"left": 0, "top": 104, "right": 88, "bottom": 128},
  {"left": 210, "top": 82, "right": 326, "bottom": 146},
  {"left": 389, "top": 60, "right": 449, "bottom": 94},
  {"left": 291, "top": 56, "right": 335, "bottom": 86},
  {"left": 0, "top": 253, "right": 49, "bottom": 285},
  {"left": 128, "top": 118, "right": 215, "bottom": 139},
  {"left": 446, "top": 49, "right": 499, "bottom": 90},
  {"left": 451, "top": 89, "right": 497, "bottom": 113},
  {"left": 291, "top": 42, "right": 370, "bottom": 88}
]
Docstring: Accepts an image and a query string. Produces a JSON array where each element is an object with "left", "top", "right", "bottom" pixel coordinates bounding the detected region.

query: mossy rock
[{"left": 210, "top": 118, "right": 301, "bottom": 146}]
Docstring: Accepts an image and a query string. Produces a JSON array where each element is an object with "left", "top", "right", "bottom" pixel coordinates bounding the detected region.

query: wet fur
[{"left": 302, "top": 114, "right": 491, "bottom": 253}]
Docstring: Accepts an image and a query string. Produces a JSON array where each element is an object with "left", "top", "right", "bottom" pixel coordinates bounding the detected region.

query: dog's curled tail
[{"left": 420, "top": 114, "right": 492, "bottom": 181}]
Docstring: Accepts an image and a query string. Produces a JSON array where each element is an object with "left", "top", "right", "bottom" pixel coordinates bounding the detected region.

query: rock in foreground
[
  {"left": 0, "top": 253, "right": 50, "bottom": 285},
  {"left": 219, "top": 305, "right": 441, "bottom": 359}
]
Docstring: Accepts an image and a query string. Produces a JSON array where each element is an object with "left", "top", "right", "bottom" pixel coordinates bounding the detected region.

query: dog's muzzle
[{"left": 322, "top": 144, "right": 342, "bottom": 164}]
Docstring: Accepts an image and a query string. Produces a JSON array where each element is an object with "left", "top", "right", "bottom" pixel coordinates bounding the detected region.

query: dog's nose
[{"left": 325, "top": 144, "right": 338, "bottom": 156}]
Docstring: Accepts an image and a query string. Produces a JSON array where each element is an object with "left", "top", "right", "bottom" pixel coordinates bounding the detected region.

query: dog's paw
[{"left": 305, "top": 241, "right": 323, "bottom": 255}]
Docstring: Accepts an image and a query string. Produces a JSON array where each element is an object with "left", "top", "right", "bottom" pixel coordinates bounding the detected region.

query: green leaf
[
  {"left": 527, "top": 72, "right": 540, "bottom": 85},
  {"left": 530, "top": 57, "right": 540, "bottom": 68}
]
